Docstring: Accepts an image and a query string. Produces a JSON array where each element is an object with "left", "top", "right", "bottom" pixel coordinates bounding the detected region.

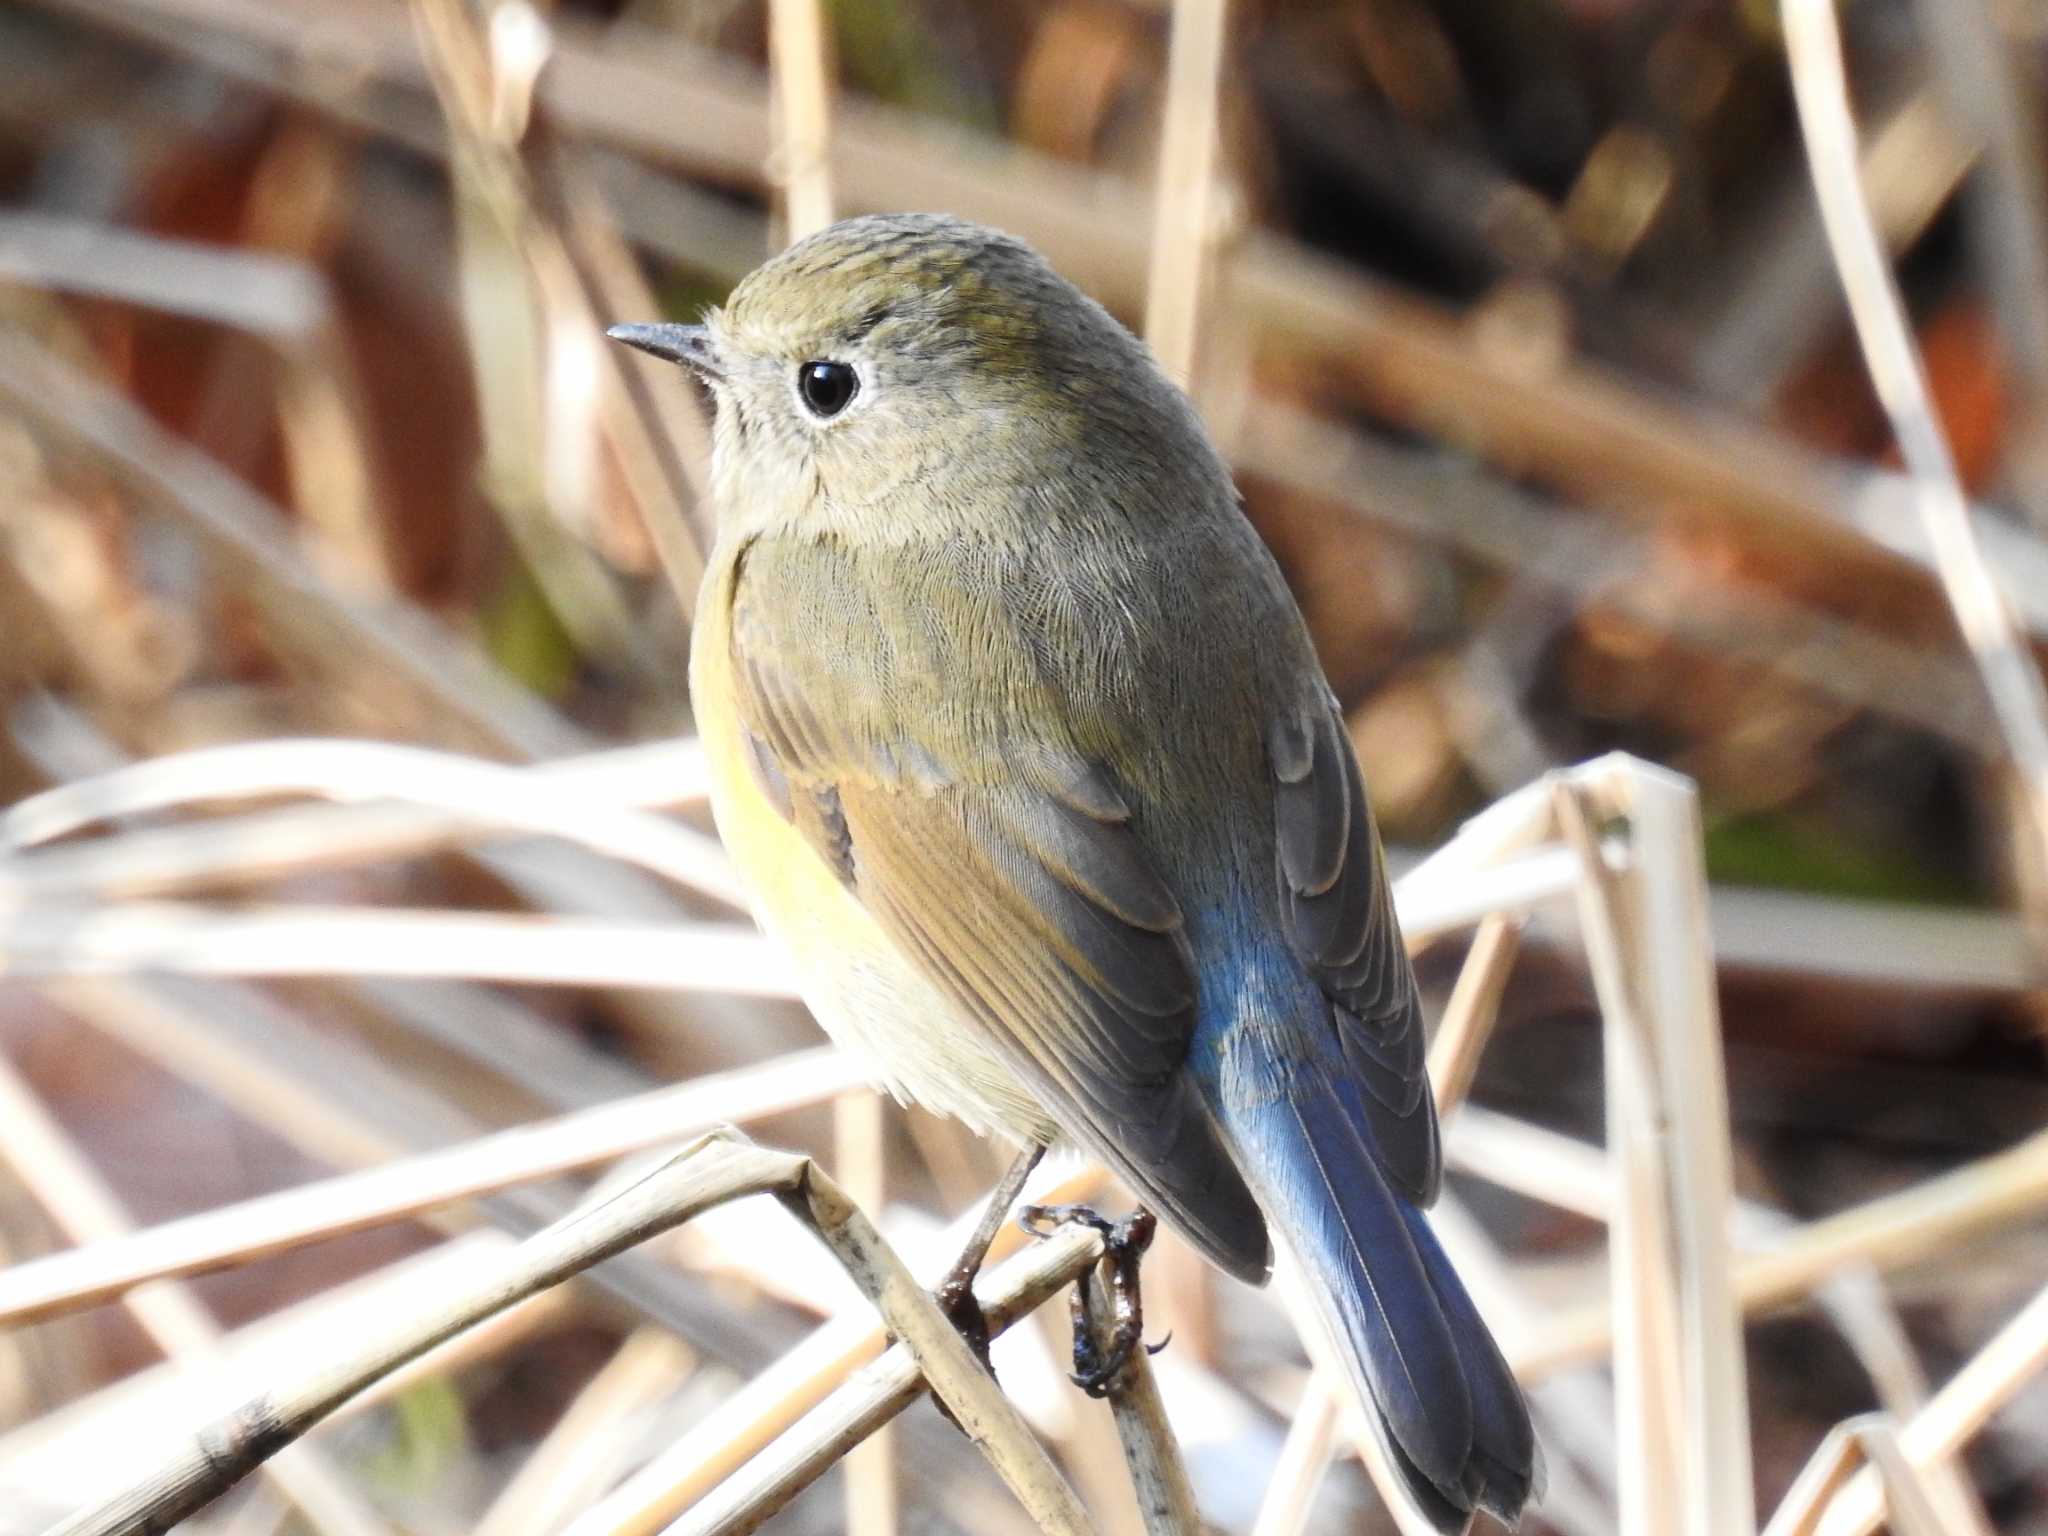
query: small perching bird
[{"left": 610, "top": 212, "right": 1539, "bottom": 1531}]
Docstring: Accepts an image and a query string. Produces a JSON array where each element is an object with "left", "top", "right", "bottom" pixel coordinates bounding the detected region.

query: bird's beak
[{"left": 606, "top": 322, "right": 723, "bottom": 380}]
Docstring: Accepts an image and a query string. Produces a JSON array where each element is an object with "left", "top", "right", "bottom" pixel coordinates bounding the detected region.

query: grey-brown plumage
[{"left": 613, "top": 212, "right": 1539, "bottom": 1529}]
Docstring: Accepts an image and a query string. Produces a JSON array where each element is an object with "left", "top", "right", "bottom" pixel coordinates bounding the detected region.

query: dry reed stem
[
  {"left": 1784, "top": 0, "right": 2048, "bottom": 917},
  {"left": 832, "top": 1091, "right": 896, "bottom": 1536},
  {"left": 0, "top": 848, "right": 1592, "bottom": 996},
  {"left": 562, "top": 1310, "right": 893, "bottom": 1536},
  {"left": 1837, "top": 1422, "right": 1949, "bottom": 1536},
  {"left": 0, "top": 330, "right": 583, "bottom": 759},
  {"left": 1144, "top": 0, "right": 1229, "bottom": 387},
  {"left": 0, "top": 737, "right": 740, "bottom": 906},
  {"left": 1555, "top": 762, "right": 1752, "bottom": 1536},
  {"left": 1765, "top": 1415, "right": 1951, "bottom": 1536},
  {"left": 575, "top": 180, "right": 714, "bottom": 613},
  {"left": 413, "top": 0, "right": 709, "bottom": 623},
  {"left": 47, "top": 974, "right": 416, "bottom": 1171},
  {"left": 1071, "top": 1256, "right": 1200, "bottom": 1536},
  {"left": 544, "top": 89, "right": 715, "bottom": 613},
  {"left": 413, "top": 0, "right": 647, "bottom": 666},
  {"left": 1401, "top": 773, "right": 1560, "bottom": 890},
  {"left": 671, "top": 1222, "right": 1106, "bottom": 1536},
  {"left": 43, "top": 1131, "right": 1096, "bottom": 1536},
  {"left": 766, "top": 0, "right": 834, "bottom": 240},
  {"left": 2, "top": 738, "right": 710, "bottom": 902},
  {"left": 45, "top": 0, "right": 2048, "bottom": 626},
  {"left": 565, "top": 1163, "right": 1107, "bottom": 1536},
  {"left": 0, "top": 1058, "right": 393, "bottom": 1536},
  {"left": 1912, "top": 0, "right": 2048, "bottom": 540},
  {"left": 1245, "top": 1375, "right": 1337, "bottom": 1536},
  {"left": 0, "top": 1233, "right": 572, "bottom": 1505},
  {"left": 1444, "top": 1106, "right": 1612, "bottom": 1222},
  {"left": 1236, "top": 397, "right": 2032, "bottom": 751},
  {"left": 1516, "top": 1117, "right": 2048, "bottom": 1377},
  {"left": 474, "top": 1330, "right": 696, "bottom": 1536},
  {"left": 0, "top": 901, "right": 790, "bottom": 992},
  {"left": 1449, "top": 1103, "right": 1992, "bottom": 1529},
  {"left": 0, "top": 209, "right": 388, "bottom": 592},
  {"left": 0, "top": 1048, "right": 858, "bottom": 1327},
  {"left": 0, "top": 209, "right": 330, "bottom": 335},
  {"left": 1762, "top": 1419, "right": 1869, "bottom": 1536},
  {"left": 1423, "top": 912, "right": 1524, "bottom": 1124},
  {"left": 1808, "top": 1280, "right": 2048, "bottom": 1536},
  {"left": 1744, "top": 1224, "right": 1996, "bottom": 1536}
]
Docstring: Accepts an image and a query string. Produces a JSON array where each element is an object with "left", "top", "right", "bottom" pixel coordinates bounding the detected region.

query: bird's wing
[
  {"left": 1268, "top": 698, "right": 1439, "bottom": 1204},
  {"left": 726, "top": 536, "right": 1270, "bottom": 1281}
]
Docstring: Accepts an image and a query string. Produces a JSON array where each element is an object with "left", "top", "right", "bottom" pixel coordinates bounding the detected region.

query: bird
[{"left": 608, "top": 211, "right": 1538, "bottom": 1530}]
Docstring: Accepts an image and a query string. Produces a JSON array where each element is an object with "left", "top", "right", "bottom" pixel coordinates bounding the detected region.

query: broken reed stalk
[
  {"left": 44, "top": 1131, "right": 1096, "bottom": 1536},
  {"left": 1556, "top": 760, "right": 1754, "bottom": 1536},
  {"left": 0, "top": 1233, "right": 575, "bottom": 1509},
  {"left": 1765, "top": 1415, "right": 1950, "bottom": 1536},
  {"left": 1784, "top": 0, "right": 2048, "bottom": 919},
  {"left": 1810, "top": 1279, "right": 2048, "bottom": 1536}
]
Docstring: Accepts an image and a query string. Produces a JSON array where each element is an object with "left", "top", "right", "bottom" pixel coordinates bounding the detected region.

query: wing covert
[
  {"left": 1270, "top": 699, "right": 1440, "bottom": 1205},
  {"left": 727, "top": 540, "right": 1271, "bottom": 1280}
]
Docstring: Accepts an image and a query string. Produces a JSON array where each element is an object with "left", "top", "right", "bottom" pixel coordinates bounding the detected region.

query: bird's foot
[
  {"left": 924, "top": 1263, "right": 999, "bottom": 1436},
  {"left": 921, "top": 1145, "right": 1049, "bottom": 1435},
  {"left": 932, "top": 1263, "right": 994, "bottom": 1376},
  {"left": 1016, "top": 1203, "right": 1167, "bottom": 1398}
]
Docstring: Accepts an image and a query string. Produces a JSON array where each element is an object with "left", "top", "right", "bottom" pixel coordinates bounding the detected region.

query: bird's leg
[
  {"left": 1015, "top": 1203, "right": 1164, "bottom": 1398},
  {"left": 933, "top": 1141, "right": 1046, "bottom": 1370}
]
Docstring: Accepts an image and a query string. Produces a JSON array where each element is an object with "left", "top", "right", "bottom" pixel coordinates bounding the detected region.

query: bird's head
[{"left": 609, "top": 212, "right": 1207, "bottom": 539}]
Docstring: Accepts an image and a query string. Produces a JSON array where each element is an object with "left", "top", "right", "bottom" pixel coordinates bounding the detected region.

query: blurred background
[{"left": 2, "top": 0, "right": 2047, "bottom": 1532}]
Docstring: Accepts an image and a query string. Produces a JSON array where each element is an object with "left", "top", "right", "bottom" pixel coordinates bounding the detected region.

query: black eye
[{"left": 797, "top": 360, "right": 859, "bottom": 419}]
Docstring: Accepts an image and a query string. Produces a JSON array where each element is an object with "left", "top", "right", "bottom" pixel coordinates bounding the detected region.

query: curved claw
[{"left": 1020, "top": 1203, "right": 1163, "bottom": 1399}]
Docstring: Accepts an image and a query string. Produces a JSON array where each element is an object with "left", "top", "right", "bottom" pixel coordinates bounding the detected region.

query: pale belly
[{"left": 690, "top": 550, "right": 1059, "bottom": 1145}]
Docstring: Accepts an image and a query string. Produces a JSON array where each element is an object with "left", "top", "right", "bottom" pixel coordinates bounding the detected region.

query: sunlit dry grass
[{"left": 3, "top": 1, "right": 2048, "bottom": 1535}]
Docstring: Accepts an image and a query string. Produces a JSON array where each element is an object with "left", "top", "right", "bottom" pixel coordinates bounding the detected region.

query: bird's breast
[{"left": 690, "top": 539, "right": 1059, "bottom": 1143}]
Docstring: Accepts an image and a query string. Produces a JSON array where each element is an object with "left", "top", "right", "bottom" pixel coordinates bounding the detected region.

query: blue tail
[{"left": 1219, "top": 1076, "right": 1538, "bottom": 1529}]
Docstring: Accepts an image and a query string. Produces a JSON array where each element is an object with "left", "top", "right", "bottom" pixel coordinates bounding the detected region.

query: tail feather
[
  {"left": 1401, "top": 1204, "right": 1542, "bottom": 1516},
  {"left": 1223, "top": 1079, "right": 1538, "bottom": 1530}
]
